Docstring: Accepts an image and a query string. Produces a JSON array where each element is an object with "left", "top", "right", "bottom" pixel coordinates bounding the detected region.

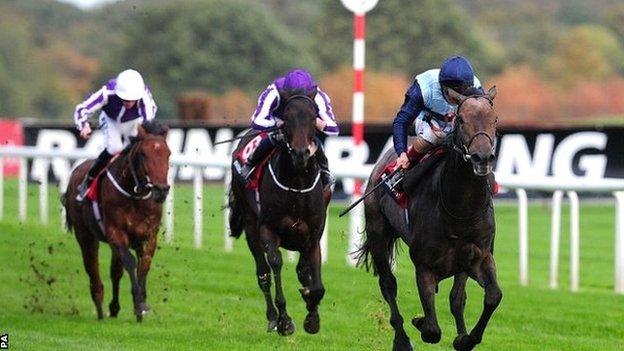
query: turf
[{"left": 0, "top": 180, "right": 623, "bottom": 350}]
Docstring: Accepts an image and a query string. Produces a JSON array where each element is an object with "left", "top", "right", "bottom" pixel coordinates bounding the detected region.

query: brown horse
[
  {"left": 359, "top": 87, "right": 500, "bottom": 351},
  {"left": 62, "top": 121, "right": 170, "bottom": 322},
  {"left": 228, "top": 91, "right": 332, "bottom": 336}
]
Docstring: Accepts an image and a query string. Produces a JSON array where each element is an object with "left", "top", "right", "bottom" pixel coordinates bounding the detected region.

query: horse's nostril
[
  {"left": 488, "top": 154, "right": 496, "bottom": 163},
  {"left": 471, "top": 154, "right": 482, "bottom": 163}
]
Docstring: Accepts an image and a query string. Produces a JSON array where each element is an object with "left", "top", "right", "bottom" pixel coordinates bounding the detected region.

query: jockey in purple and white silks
[
  {"left": 392, "top": 55, "right": 483, "bottom": 170},
  {"left": 74, "top": 69, "right": 157, "bottom": 201},
  {"left": 236, "top": 69, "right": 339, "bottom": 187}
]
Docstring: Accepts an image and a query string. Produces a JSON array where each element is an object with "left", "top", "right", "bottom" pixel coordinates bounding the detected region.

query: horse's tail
[
  {"left": 227, "top": 186, "right": 244, "bottom": 239},
  {"left": 60, "top": 192, "right": 74, "bottom": 233},
  {"left": 355, "top": 231, "right": 400, "bottom": 276}
]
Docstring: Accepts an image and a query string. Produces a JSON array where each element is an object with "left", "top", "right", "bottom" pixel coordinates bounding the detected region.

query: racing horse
[
  {"left": 359, "top": 87, "right": 501, "bottom": 351},
  {"left": 62, "top": 121, "right": 170, "bottom": 322},
  {"left": 228, "top": 90, "right": 331, "bottom": 336}
]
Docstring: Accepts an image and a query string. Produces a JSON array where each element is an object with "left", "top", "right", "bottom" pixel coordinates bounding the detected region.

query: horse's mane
[
  {"left": 462, "top": 86, "right": 484, "bottom": 96},
  {"left": 142, "top": 120, "right": 169, "bottom": 136}
]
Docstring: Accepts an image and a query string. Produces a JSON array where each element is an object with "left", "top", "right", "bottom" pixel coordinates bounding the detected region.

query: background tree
[
  {"left": 115, "top": 0, "right": 317, "bottom": 118},
  {"left": 313, "top": 0, "right": 504, "bottom": 78}
]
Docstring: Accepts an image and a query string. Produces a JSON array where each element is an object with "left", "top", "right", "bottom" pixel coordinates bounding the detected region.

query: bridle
[
  {"left": 451, "top": 95, "right": 498, "bottom": 162},
  {"left": 281, "top": 94, "right": 318, "bottom": 154},
  {"left": 107, "top": 137, "right": 165, "bottom": 200}
]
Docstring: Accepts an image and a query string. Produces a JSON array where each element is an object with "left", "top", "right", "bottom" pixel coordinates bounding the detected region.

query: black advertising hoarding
[{"left": 22, "top": 122, "right": 624, "bottom": 192}]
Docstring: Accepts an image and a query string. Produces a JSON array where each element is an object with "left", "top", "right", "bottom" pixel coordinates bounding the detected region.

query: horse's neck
[
  {"left": 107, "top": 154, "right": 137, "bottom": 196},
  {"left": 439, "top": 152, "right": 489, "bottom": 217}
]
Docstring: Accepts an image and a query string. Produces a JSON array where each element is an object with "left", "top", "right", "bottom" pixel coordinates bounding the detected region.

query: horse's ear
[
  {"left": 136, "top": 124, "right": 147, "bottom": 140},
  {"left": 306, "top": 89, "right": 317, "bottom": 101},
  {"left": 279, "top": 89, "right": 291, "bottom": 103},
  {"left": 444, "top": 87, "right": 466, "bottom": 106},
  {"left": 160, "top": 124, "right": 169, "bottom": 138},
  {"left": 486, "top": 85, "right": 497, "bottom": 101}
]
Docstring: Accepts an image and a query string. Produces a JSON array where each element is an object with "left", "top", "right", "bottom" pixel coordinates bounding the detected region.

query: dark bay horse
[
  {"left": 62, "top": 121, "right": 170, "bottom": 322},
  {"left": 359, "top": 87, "right": 500, "bottom": 351},
  {"left": 229, "top": 90, "right": 331, "bottom": 336}
]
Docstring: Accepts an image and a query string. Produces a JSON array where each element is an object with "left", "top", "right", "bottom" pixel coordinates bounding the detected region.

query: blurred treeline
[{"left": 1, "top": 0, "right": 624, "bottom": 126}]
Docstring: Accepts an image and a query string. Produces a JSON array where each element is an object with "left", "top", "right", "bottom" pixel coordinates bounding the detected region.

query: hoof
[
  {"left": 109, "top": 302, "right": 120, "bottom": 318},
  {"left": 267, "top": 320, "right": 278, "bottom": 332},
  {"left": 392, "top": 337, "right": 413, "bottom": 351},
  {"left": 135, "top": 302, "right": 150, "bottom": 322},
  {"left": 136, "top": 314, "right": 143, "bottom": 323},
  {"left": 303, "top": 311, "right": 320, "bottom": 334},
  {"left": 411, "top": 317, "right": 441, "bottom": 344},
  {"left": 453, "top": 334, "right": 476, "bottom": 351},
  {"left": 277, "top": 317, "right": 295, "bottom": 336}
]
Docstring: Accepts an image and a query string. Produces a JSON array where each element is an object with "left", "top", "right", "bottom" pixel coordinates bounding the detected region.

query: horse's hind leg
[
  {"left": 109, "top": 248, "right": 123, "bottom": 317},
  {"left": 453, "top": 253, "right": 502, "bottom": 351},
  {"left": 366, "top": 221, "right": 412, "bottom": 350},
  {"left": 261, "top": 225, "right": 295, "bottom": 336},
  {"left": 76, "top": 232, "right": 104, "bottom": 320},
  {"left": 298, "top": 243, "right": 325, "bottom": 334},
  {"left": 412, "top": 267, "right": 442, "bottom": 344},
  {"left": 449, "top": 273, "right": 468, "bottom": 336},
  {"left": 246, "top": 224, "right": 278, "bottom": 332}
]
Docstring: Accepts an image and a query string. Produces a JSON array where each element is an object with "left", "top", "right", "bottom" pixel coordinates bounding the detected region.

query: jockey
[
  {"left": 74, "top": 69, "right": 157, "bottom": 201},
  {"left": 236, "top": 69, "right": 339, "bottom": 187},
  {"left": 392, "top": 55, "right": 483, "bottom": 170}
]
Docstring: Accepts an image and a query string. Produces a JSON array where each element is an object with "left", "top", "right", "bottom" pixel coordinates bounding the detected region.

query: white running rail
[{"left": 0, "top": 145, "right": 623, "bottom": 294}]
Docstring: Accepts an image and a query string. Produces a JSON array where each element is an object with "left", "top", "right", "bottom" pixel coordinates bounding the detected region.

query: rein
[
  {"left": 269, "top": 94, "right": 321, "bottom": 193},
  {"left": 107, "top": 140, "right": 154, "bottom": 200}
]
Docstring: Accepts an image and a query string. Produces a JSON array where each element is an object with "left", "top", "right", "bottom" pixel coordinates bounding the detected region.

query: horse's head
[
  {"left": 131, "top": 121, "right": 171, "bottom": 203},
  {"left": 279, "top": 90, "right": 318, "bottom": 169},
  {"left": 445, "top": 86, "right": 498, "bottom": 176}
]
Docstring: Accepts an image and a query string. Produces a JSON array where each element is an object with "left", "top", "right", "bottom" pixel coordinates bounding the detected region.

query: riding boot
[
  {"left": 392, "top": 137, "right": 434, "bottom": 192},
  {"left": 76, "top": 150, "right": 113, "bottom": 201},
  {"left": 314, "top": 144, "right": 334, "bottom": 190},
  {"left": 237, "top": 136, "right": 276, "bottom": 183}
]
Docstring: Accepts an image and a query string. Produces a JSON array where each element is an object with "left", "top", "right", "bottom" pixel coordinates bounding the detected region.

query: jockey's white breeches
[
  {"left": 99, "top": 113, "right": 141, "bottom": 154},
  {"left": 414, "top": 118, "right": 453, "bottom": 145}
]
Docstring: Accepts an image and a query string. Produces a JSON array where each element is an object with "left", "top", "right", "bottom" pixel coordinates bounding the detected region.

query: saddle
[
  {"left": 233, "top": 133, "right": 275, "bottom": 191},
  {"left": 377, "top": 147, "right": 446, "bottom": 209}
]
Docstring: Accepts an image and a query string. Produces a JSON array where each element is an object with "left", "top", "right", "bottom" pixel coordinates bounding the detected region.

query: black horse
[
  {"left": 228, "top": 90, "right": 331, "bottom": 336},
  {"left": 359, "top": 87, "right": 500, "bottom": 351}
]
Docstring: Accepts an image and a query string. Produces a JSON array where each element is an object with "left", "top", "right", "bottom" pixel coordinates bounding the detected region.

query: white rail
[{"left": 0, "top": 146, "right": 623, "bottom": 294}]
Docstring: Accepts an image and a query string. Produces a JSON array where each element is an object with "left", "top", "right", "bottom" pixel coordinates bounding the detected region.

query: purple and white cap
[{"left": 275, "top": 69, "right": 317, "bottom": 94}]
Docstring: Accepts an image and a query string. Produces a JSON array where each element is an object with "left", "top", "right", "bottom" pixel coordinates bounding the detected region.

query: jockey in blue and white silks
[
  {"left": 392, "top": 55, "right": 483, "bottom": 170},
  {"left": 236, "top": 69, "right": 339, "bottom": 187},
  {"left": 74, "top": 69, "right": 157, "bottom": 201}
]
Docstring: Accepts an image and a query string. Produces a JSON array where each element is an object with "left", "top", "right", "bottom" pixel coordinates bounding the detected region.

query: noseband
[{"left": 451, "top": 95, "right": 498, "bottom": 162}]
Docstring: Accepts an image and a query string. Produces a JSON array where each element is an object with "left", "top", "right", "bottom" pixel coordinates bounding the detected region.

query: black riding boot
[
  {"left": 314, "top": 143, "right": 334, "bottom": 189},
  {"left": 76, "top": 150, "right": 113, "bottom": 201},
  {"left": 237, "top": 136, "right": 276, "bottom": 183}
]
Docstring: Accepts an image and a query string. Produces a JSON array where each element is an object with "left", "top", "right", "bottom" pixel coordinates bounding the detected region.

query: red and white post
[{"left": 341, "top": 0, "right": 378, "bottom": 266}]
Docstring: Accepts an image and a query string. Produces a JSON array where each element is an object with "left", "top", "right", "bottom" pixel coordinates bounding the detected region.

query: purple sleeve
[
  {"left": 250, "top": 84, "right": 280, "bottom": 130},
  {"left": 74, "top": 85, "right": 111, "bottom": 130}
]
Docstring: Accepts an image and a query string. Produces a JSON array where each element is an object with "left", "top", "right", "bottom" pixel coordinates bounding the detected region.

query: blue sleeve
[{"left": 392, "top": 82, "right": 424, "bottom": 155}]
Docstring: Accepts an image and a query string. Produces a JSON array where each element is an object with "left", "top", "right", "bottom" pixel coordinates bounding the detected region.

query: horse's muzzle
[
  {"left": 152, "top": 184, "right": 170, "bottom": 203},
  {"left": 470, "top": 152, "right": 496, "bottom": 176},
  {"left": 291, "top": 148, "right": 311, "bottom": 169}
]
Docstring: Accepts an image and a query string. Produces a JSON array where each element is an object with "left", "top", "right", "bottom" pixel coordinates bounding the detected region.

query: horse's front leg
[
  {"left": 454, "top": 253, "right": 502, "bottom": 351},
  {"left": 412, "top": 268, "right": 442, "bottom": 344},
  {"left": 298, "top": 243, "right": 325, "bottom": 334},
  {"left": 108, "top": 227, "right": 145, "bottom": 322},
  {"left": 135, "top": 234, "right": 157, "bottom": 318},
  {"left": 450, "top": 273, "right": 468, "bottom": 336},
  {"left": 260, "top": 224, "right": 295, "bottom": 336}
]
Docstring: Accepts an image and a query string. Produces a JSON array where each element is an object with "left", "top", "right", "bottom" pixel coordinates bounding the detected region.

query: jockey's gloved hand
[{"left": 270, "top": 129, "right": 285, "bottom": 143}]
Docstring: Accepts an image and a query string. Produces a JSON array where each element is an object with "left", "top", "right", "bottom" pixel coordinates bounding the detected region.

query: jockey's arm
[
  {"left": 141, "top": 86, "right": 158, "bottom": 122},
  {"left": 392, "top": 82, "right": 425, "bottom": 156},
  {"left": 314, "top": 88, "right": 339, "bottom": 136},
  {"left": 74, "top": 85, "right": 110, "bottom": 131},
  {"left": 250, "top": 84, "right": 280, "bottom": 131}
]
